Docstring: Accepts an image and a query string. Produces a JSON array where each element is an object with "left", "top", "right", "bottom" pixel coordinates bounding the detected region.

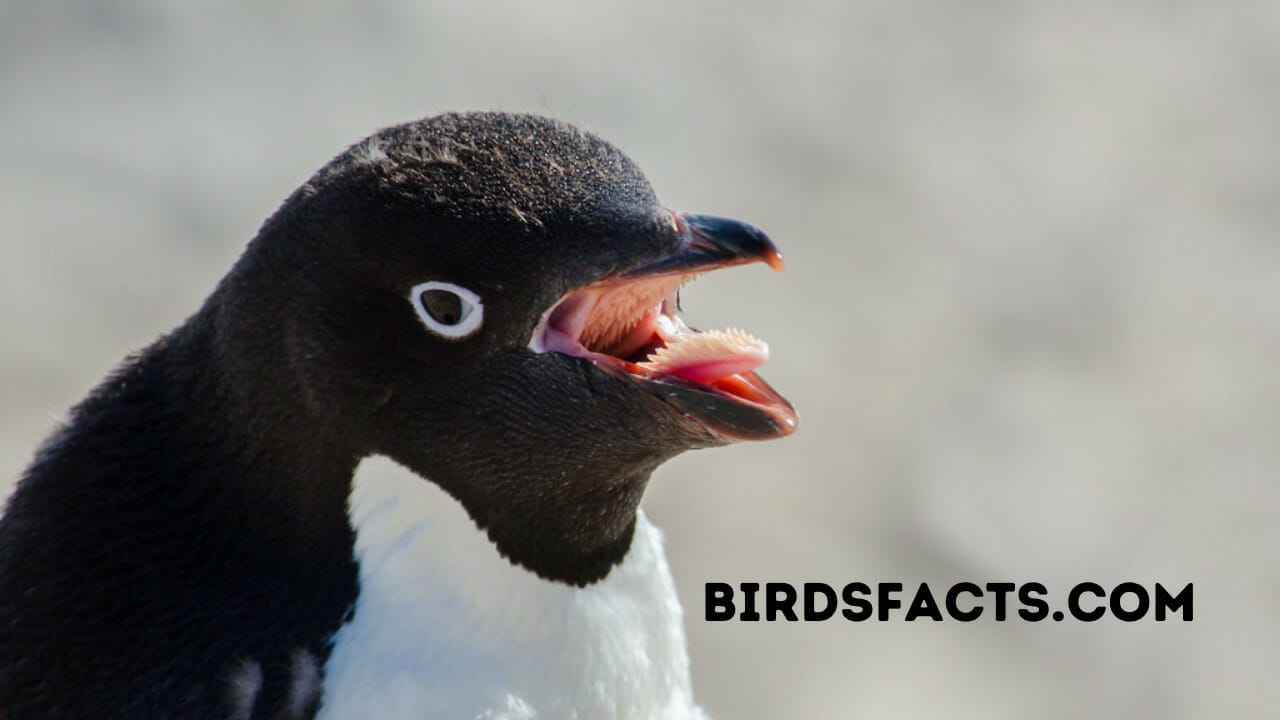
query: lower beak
[{"left": 646, "top": 369, "right": 798, "bottom": 441}]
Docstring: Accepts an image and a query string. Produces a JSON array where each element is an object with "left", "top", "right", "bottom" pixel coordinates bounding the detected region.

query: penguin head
[{"left": 229, "top": 112, "right": 796, "bottom": 584}]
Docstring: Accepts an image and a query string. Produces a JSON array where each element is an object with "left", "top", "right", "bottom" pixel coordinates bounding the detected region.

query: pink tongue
[
  {"left": 639, "top": 328, "right": 768, "bottom": 385},
  {"left": 664, "top": 357, "right": 764, "bottom": 384}
]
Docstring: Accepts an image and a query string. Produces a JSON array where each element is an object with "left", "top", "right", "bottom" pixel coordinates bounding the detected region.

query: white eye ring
[{"left": 409, "top": 281, "right": 484, "bottom": 339}]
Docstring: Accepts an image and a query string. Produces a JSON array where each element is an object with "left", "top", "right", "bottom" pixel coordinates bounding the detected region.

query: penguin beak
[
  {"left": 529, "top": 212, "right": 798, "bottom": 441},
  {"left": 620, "top": 213, "right": 786, "bottom": 277}
]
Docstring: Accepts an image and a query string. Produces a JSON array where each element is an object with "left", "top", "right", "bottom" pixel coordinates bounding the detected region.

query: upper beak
[{"left": 620, "top": 213, "right": 785, "bottom": 278}]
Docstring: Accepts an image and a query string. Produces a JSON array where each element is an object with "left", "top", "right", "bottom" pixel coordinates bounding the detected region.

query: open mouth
[{"left": 528, "top": 213, "right": 798, "bottom": 440}]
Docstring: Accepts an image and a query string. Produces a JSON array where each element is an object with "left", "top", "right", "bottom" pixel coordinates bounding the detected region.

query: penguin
[{"left": 0, "top": 112, "right": 797, "bottom": 720}]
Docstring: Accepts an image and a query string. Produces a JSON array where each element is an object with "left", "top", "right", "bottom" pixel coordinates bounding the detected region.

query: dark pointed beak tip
[
  {"left": 616, "top": 211, "right": 784, "bottom": 279},
  {"left": 682, "top": 212, "right": 782, "bottom": 266}
]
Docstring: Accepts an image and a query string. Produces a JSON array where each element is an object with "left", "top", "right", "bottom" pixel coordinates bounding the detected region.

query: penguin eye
[{"left": 409, "top": 281, "right": 484, "bottom": 339}]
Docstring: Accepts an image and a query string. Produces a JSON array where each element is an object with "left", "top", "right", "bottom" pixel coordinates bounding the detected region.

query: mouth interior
[{"left": 529, "top": 272, "right": 783, "bottom": 411}]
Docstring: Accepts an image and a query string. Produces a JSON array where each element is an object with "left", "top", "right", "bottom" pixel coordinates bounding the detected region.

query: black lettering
[
  {"left": 1154, "top": 583, "right": 1193, "bottom": 621},
  {"left": 905, "top": 583, "right": 943, "bottom": 621},
  {"left": 705, "top": 582, "right": 735, "bottom": 621},
  {"left": 1017, "top": 583, "right": 1049, "bottom": 621},
  {"left": 1018, "top": 579, "right": 1049, "bottom": 620},
  {"left": 740, "top": 582, "right": 761, "bottom": 621},
  {"left": 878, "top": 582, "right": 903, "bottom": 621},
  {"left": 841, "top": 582, "right": 873, "bottom": 621},
  {"left": 986, "top": 582, "right": 1015, "bottom": 621},
  {"left": 1068, "top": 582, "right": 1106, "bottom": 621},
  {"left": 804, "top": 583, "right": 837, "bottom": 621},
  {"left": 766, "top": 583, "right": 799, "bottom": 621},
  {"left": 945, "top": 582, "right": 983, "bottom": 621},
  {"left": 1110, "top": 582, "right": 1149, "bottom": 622}
]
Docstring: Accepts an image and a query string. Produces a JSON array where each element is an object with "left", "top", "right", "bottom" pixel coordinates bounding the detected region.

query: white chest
[{"left": 315, "top": 457, "right": 706, "bottom": 720}]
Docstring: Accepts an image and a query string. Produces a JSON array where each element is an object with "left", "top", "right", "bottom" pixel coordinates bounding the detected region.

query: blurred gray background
[{"left": 3, "top": 1, "right": 1277, "bottom": 718}]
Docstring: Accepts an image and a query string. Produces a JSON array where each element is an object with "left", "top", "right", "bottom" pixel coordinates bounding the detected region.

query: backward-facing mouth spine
[{"left": 528, "top": 212, "right": 799, "bottom": 441}]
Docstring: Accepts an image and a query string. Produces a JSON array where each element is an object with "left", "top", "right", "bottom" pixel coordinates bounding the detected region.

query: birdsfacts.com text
[{"left": 705, "top": 581, "right": 1193, "bottom": 622}]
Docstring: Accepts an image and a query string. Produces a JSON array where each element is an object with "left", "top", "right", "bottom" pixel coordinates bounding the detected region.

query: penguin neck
[
  {"left": 198, "top": 297, "right": 361, "bottom": 538},
  {"left": 430, "top": 462, "right": 651, "bottom": 587}
]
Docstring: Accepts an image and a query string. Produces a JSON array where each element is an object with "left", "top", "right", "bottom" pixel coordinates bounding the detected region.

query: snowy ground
[{"left": 3, "top": 2, "right": 1278, "bottom": 717}]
